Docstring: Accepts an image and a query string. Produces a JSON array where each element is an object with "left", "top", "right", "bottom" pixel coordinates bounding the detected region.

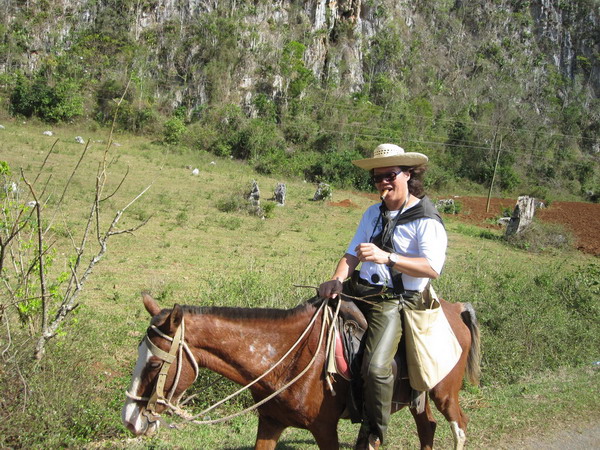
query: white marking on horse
[
  {"left": 450, "top": 420, "right": 466, "bottom": 450},
  {"left": 258, "top": 344, "right": 277, "bottom": 367},
  {"left": 122, "top": 340, "right": 153, "bottom": 435},
  {"left": 249, "top": 344, "right": 256, "bottom": 353}
]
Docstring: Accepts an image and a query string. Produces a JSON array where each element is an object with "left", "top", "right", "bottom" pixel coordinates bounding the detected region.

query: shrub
[
  {"left": 304, "top": 149, "right": 371, "bottom": 190},
  {"left": 504, "top": 220, "right": 574, "bottom": 253},
  {"left": 10, "top": 74, "right": 83, "bottom": 122},
  {"left": 163, "top": 117, "right": 187, "bottom": 145}
]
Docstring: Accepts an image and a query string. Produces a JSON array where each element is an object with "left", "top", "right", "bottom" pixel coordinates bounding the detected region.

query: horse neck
[{"left": 183, "top": 304, "right": 321, "bottom": 387}]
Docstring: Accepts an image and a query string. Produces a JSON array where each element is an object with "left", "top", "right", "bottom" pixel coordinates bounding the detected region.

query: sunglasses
[{"left": 371, "top": 170, "right": 402, "bottom": 184}]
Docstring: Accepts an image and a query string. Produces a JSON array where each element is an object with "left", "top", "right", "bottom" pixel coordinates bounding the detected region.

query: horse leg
[
  {"left": 429, "top": 386, "right": 468, "bottom": 450},
  {"left": 410, "top": 396, "right": 437, "bottom": 450},
  {"left": 310, "top": 421, "right": 340, "bottom": 450},
  {"left": 254, "top": 415, "right": 285, "bottom": 450}
]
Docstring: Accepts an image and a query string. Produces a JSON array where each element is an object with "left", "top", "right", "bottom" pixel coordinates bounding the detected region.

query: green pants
[{"left": 346, "top": 276, "right": 425, "bottom": 444}]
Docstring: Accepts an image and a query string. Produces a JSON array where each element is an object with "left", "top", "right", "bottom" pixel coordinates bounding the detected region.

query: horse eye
[{"left": 149, "top": 360, "right": 162, "bottom": 370}]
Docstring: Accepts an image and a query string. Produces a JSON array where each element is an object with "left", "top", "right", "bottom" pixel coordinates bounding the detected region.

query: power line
[
  {"left": 282, "top": 120, "right": 598, "bottom": 162},
  {"left": 280, "top": 121, "right": 599, "bottom": 166}
]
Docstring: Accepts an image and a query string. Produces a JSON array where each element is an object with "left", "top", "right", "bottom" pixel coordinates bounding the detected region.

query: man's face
[{"left": 372, "top": 166, "right": 410, "bottom": 206}]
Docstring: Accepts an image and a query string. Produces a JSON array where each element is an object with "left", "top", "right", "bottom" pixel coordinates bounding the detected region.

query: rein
[{"left": 179, "top": 298, "right": 332, "bottom": 425}]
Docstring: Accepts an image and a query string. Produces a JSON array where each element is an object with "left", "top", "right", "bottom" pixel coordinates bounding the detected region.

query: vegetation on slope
[{"left": 0, "top": 0, "right": 598, "bottom": 201}]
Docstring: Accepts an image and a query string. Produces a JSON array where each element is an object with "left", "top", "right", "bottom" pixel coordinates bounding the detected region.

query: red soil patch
[
  {"left": 329, "top": 199, "right": 360, "bottom": 208},
  {"left": 454, "top": 196, "right": 600, "bottom": 256}
]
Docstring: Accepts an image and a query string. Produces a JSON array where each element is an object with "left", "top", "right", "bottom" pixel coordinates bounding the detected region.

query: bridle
[{"left": 125, "top": 318, "right": 199, "bottom": 417}]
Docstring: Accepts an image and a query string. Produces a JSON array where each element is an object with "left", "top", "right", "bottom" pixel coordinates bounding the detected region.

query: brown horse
[{"left": 122, "top": 293, "right": 480, "bottom": 449}]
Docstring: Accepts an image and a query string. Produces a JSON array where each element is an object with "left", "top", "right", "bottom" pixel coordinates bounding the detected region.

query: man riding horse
[{"left": 319, "top": 144, "right": 447, "bottom": 450}]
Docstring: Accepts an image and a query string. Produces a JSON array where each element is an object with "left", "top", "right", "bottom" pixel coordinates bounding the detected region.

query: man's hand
[
  {"left": 355, "top": 243, "right": 389, "bottom": 265},
  {"left": 318, "top": 279, "right": 343, "bottom": 299}
]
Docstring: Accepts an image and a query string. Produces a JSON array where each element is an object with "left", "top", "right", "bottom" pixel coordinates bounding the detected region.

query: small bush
[
  {"left": 216, "top": 195, "right": 247, "bottom": 213},
  {"left": 505, "top": 220, "right": 574, "bottom": 253},
  {"left": 436, "top": 199, "right": 462, "bottom": 214},
  {"left": 164, "top": 117, "right": 187, "bottom": 145},
  {"left": 304, "top": 149, "right": 371, "bottom": 190}
]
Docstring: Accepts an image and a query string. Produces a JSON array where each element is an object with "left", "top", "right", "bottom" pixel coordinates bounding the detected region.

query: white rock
[
  {"left": 43, "top": 131, "right": 53, "bottom": 136},
  {"left": 192, "top": 168, "right": 200, "bottom": 176},
  {"left": 0, "top": 125, "right": 5, "bottom": 129},
  {"left": 75, "top": 136, "right": 85, "bottom": 144}
]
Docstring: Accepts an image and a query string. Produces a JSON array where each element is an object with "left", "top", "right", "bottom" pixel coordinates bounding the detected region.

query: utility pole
[{"left": 486, "top": 131, "right": 502, "bottom": 213}]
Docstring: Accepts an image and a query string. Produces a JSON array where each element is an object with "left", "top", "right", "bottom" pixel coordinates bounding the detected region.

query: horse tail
[{"left": 460, "top": 302, "right": 481, "bottom": 386}]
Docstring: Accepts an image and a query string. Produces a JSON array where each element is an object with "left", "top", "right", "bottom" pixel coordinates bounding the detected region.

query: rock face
[
  {"left": 531, "top": 0, "right": 600, "bottom": 96},
  {"left": 1, "top": 0, "right": 598, "bottom": 107}
]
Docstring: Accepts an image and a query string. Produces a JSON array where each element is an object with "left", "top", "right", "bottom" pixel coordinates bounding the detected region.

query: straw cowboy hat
[{"left": 352, "top": 144, "right": 428, "bottom": 170}]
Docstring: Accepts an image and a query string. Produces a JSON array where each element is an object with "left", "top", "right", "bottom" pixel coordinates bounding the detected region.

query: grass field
[{"left": 1, "top": 118, "right": 598, "bottom": 448}]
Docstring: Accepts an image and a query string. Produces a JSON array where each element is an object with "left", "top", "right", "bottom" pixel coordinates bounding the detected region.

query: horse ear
[
  {"left": 142, "top": 292, "right": 161, "bottom": 316},
  {"left": 170, "top": 304, "right": 184, "bottom": 329}
]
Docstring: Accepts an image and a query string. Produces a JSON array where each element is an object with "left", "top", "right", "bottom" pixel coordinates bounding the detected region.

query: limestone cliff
[{"left": 1, "top": 0, "right": 597, "bottom": 112}]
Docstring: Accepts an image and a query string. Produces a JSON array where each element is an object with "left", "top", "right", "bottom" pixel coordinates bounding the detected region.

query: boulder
[
  {"left": 274, "top": 183, "right": 286, "bottom": 205},
  {"left": 312, "top": 182, "right": 332, "bottom": 201},
  {"left": 248, "top": 180, "right": 260, "bottom": 206}
]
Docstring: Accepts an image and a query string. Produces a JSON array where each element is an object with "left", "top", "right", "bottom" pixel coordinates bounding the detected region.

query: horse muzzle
[{"left": 122, "top": 401, "right": 161, "bottom": 436}]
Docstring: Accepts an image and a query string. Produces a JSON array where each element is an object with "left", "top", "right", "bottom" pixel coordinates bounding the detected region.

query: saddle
[{"left": 328, "top": 299, "right": 424, "bottom": 422}]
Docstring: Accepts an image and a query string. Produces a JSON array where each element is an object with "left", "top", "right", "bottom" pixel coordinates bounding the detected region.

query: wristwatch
[{"left": 387, "top": 252, "right": 400, "bottom": 268}]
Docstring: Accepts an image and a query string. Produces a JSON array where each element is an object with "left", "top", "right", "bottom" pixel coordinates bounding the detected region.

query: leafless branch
[
  {"left": 100, "top": 166, "right": 130, "bottom": 203},
  {"left": 45, "top": 140, "right": 91, "bottom": 234},
  {"left": 32, "top": 138, "right": 59, "bottom": 185},
  {"left": 1, "top": 79, "right": 149, "bottom": 363},
  {"left": 21, "top": 175, "right": 50, "bottom": 337}
]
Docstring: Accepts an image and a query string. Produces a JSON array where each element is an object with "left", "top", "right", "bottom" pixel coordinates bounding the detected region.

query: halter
[{"left": 125, "top": 318, "right": 199, "bottom": 415}]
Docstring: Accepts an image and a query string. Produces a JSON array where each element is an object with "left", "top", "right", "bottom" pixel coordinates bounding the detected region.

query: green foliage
[
  {"left": 304, "top": 148, "right": 371, "bottom": 190},
  {"left": 437, "top": 199, "right": 462, "bottom": 214},
  {"left": 0, "top": 0, "right": 599, "bottom": 198},
  {"left": 281, "top": 41, "right": 314, "bottom": 98},
  {"left": 95, "top": 79, "right": 156, "bottom": 132},
  {"left": 164, "top": 117, "right": 187, "bottom": 145},
  {"left": 0, "top": 160, "right": 10, "bottom": 176},
  {"left": 9, "top": 73, "right": 83, "bottom": 122}
]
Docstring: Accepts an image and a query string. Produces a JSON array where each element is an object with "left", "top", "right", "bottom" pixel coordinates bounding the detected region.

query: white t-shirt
[{"left": 346, "top": 199, "right": 448, "bottom": 292}]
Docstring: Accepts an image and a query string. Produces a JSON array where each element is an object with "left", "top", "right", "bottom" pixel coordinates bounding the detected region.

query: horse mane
[{"left": 152, "top": 296, "right": 323, "bottom": 324}]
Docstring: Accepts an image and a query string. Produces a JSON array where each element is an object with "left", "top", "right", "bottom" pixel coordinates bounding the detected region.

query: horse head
[{"left": 122, "top": 293, "right": 199, "bottom": 436}]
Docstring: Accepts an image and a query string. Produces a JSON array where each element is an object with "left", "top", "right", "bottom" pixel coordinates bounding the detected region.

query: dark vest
[{"left": 370, "top": 196, "right": 444, "bottom": 294}]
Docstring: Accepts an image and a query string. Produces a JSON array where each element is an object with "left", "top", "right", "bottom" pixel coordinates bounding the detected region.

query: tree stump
[{"left": 505, "top": 196, "right": 537, "bottom": 236}]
